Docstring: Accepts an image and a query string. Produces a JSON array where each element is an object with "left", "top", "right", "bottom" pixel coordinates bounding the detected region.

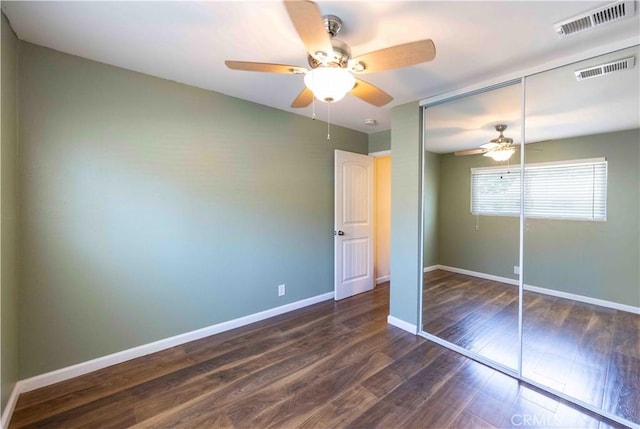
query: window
[
  {"left": 470, "top": 167, "right": 520, "bottom": 216},
  {"left": 471, "top": 158, "right": 607, "bottom": 221}
]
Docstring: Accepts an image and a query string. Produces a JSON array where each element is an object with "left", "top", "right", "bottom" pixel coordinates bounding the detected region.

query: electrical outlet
[
  {"left": 514, "top": 266, "right": 520, "bottom": 275},
  {"left": 278, "top": 284, "right": 285, "bottom": 296}
]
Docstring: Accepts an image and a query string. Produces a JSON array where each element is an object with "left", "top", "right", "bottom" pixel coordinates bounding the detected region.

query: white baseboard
[
  {"left": 15, "top": 291, "right": 335, "bottom": 397},
  {"left": 435, "top": 265, "right": 640, "bottom": 315},
  {"left": 1, "top": 383, "right": 20, "bottom": 429},
  {"left": 387, "top": 315, "right": 418, "bottom": 334},
  {"left": 523, "top": 284, "right": 640, "bottom": 315},
  {"left": 376, "top": 275, "right": 390, "bottom": 284},
  {"left": 436, "top": 265, "right": 519, "bottom": 286},
  {"left": 423, "top": 265, "right": 440, "bottom": 273}
]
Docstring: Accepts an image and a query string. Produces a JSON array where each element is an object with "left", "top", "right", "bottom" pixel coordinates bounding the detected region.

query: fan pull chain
[
  {"left": 312, "top": 96, "right": 316, "bottom": 120},
  {"left": 327, "top": 102, "right": 331, "bottom": 141}
]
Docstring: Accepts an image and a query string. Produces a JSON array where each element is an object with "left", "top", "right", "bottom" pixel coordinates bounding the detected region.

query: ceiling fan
[
  {"left": 225, "top": 0, "right": 436, "bottom": 108},
  {"left": 455, "top": 125, "right": 517, "bottom": 161}
]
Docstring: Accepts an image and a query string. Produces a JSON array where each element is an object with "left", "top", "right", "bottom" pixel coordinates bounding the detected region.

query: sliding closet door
[
  {"left": 422, "top": 82, "right": 523, "bottom": 371},
  {"left": 522, "top": 46, "right": 640, "bottom": 426}
]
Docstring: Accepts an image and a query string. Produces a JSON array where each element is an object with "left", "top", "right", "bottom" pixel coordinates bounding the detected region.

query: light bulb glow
[
  {"left": 304, "top": 66, "right": 355, "bottom": 103},
  {"left": 484, "top": 147, "right": 515, "bottom": 162}
]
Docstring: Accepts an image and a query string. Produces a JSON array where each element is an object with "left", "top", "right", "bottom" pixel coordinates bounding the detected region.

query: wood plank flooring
[
  {"left": 423, "top": 270, "right": 520, "bottom": 369},
  {"left": 423, "top": 269, "right": 640, "bottom": 426},
  {"left": 11, "top": 282, "right": 627, "bottom": 428}
]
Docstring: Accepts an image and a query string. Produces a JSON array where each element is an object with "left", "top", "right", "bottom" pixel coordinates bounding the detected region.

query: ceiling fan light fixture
[
  {"left": 227, "top": 3, "right": 435, "bottom": 109},
  {"left": 304, "top": 66, "right": 355, "bottom": 103},
  {"left": 485, "top": 147, "right": 515, "bottom": 162}
]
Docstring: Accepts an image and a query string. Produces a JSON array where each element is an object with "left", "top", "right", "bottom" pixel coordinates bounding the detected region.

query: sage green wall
[
  {"left": 368, "top": 130, "right": 391, "bottom": 153},
  {"left": 18, "top": 42, "right": 367, "bottom": 378},
  {"left": 438, "top": 152, "right": 520, "bottom": 280},
  {"left": 390, "top": 102, "right": 421, "bottom": 327},
  {"left": 523, "top": 130, "right": 639, "bottom": 306},
  {"left": 436, "top": 129, "right": 639, "bottom": 306},
  {"left": 423, "top": 151, "right": 440, "bottom": 268},
  {"left": 1, "top": 13, "right": 20, "bottom": 411}
]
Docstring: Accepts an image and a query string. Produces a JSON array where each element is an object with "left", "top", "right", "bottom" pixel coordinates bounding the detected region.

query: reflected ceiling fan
[
  {"left": 455, "top": 125, "right": 517, "bottom": 162},
  {"left": 225, "top": 0, "right": 436, "bottom": 108}
]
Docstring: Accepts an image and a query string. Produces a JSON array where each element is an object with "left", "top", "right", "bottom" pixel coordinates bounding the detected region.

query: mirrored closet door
[
  {"left": 422, "top": 82, "right": 523, "bottom": 372},
  {"left": 421, "top": 45, "right": 639, "bottom": 428},
  {"left": 522, "top": 45, "right": 640, "bottom": 426}
]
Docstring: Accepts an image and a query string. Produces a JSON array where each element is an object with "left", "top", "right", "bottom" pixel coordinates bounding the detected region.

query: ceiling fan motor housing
[
  {"left": 308, "top": 38, "right": 351, "bottom": 68},
  {"left": 323, "top": 15, "right": 342, "bottom": 38}
]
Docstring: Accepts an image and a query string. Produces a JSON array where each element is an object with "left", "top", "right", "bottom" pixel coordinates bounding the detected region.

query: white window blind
[
  {"left": 524, "top": 159, "right": 607, "bottom": 221},
  {"left": 470, "top": 168, "right": 521, "bottom": 216},
  {"left": 471, "top": 158, "right": 607, "bottom": 221}
]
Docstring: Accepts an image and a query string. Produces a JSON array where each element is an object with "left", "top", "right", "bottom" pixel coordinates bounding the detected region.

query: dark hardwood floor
[
  {"left": 422, "top": 270, "right": 520, "bottom": 369},
  {"left": 11, "top": 282, "right": 628, "bottom": 428},
  {"left": 423, "top": 269, "right": 639, "bottom": 426}
]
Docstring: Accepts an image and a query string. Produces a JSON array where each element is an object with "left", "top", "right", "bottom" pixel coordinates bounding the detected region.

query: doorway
[{"left": 374, "top": 154, "right": 391, "bottom": 285}]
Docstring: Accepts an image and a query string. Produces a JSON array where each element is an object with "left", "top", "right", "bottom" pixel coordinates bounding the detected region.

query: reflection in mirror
[
  {"left": 522, "top": 46, "right": 639, "bottom": 426},
  {"left": 422, "top": 82, "right": 522, "bottom": 371}
]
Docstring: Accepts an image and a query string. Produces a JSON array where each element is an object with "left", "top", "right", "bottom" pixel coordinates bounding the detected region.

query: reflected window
[
  {"left": 471, "top": 166, "right": 520, "bottom": 216},
  {"left": 471, "top": 158, "right": 607, "bottom": 221}
]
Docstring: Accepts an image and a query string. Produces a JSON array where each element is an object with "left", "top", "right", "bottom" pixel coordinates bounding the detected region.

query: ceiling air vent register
[
  {"left": 554, "top": 0, "right": 636, "bottom": 38},
  {"left": 575, "top": 56, "right": 636, "bottom": 81}
]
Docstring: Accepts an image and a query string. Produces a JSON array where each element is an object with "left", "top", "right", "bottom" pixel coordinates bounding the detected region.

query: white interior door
[{"left": 334, "top": 150, "right": 374, "bottom": 300}]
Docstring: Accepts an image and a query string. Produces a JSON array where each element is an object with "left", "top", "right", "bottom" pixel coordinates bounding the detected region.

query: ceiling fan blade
[
  {"left": 225, "top": 61, "right": 306, "bottom": 74},
  {"left": 480, "top": 142, "right": 499, "bottom": 149},
  {"left": 351, "top": 39, "right": 436, "bottom": 73},
  {"left": 283, "top": 0, "right": 333, "bottom": 60},
  {"left": 350, "top": 78, "right": 393, "bottom": 107},
  {"left": 291, "top": 87, "right": 314, "bottom": 108},
  {"left": 454, "top": 148, "right": 487, "bottom": 156}
]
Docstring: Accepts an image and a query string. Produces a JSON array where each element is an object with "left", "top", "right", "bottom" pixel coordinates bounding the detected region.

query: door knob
[{"left": 336, "top": 230, "right": 345, "bottom": 236}]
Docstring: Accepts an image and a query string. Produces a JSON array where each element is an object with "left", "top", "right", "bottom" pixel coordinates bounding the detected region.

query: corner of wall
[
  {"left": 389, "top": 102, "right": 421, "bottom": 327},
  {"left": 1, "top": 10, "right": 21, "bottom": 418}
]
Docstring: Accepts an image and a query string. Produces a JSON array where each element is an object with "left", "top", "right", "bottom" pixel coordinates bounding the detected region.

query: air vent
[
  {"left": 554, "top": 0, "right": 636, "bottom": 38},
  {"left": 575, "top": 56, "right": 636, "bottom": 81}
]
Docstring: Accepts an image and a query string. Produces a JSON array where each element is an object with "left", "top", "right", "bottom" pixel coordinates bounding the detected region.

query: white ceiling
[
  {"left": 425, "top": 45, "right": 640, "bottom": 153},
  {"left": 2, "top": 1, "right": 640, "bottom": 137}
]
